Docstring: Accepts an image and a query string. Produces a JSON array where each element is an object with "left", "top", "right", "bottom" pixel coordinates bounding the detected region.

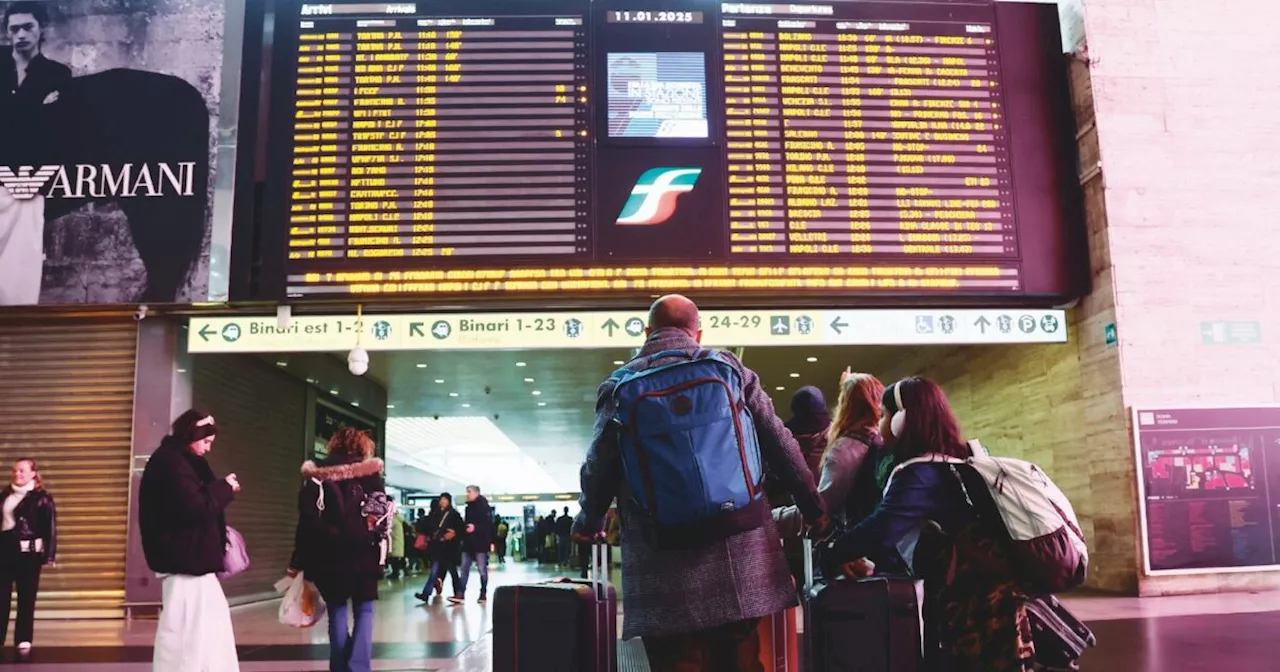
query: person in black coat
[
  {"left": 289, "top": 427, "right": 386, "bottom": 672},
  {"left": 0, "top": 458, "right": 55, "bottom": 659},
  {"left": 413, "top": 493, "right": 464, "bottom": 604},
  {"left": 137, "top": 410, "right": 241, "bottom": 670},
  {"left": 458, "top": 485, "right": 493, "bottom": 603}
]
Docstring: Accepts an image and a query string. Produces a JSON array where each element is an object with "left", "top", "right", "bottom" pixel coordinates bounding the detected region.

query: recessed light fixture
[
  {"left": 330, "top": 389, "right": 339, "bottom": 395},
  {"left": 435, "top": 379, "right": 445, "bottom": 384},
  {"left": 176, "top": 368, "right": 187, "bottom": 374},
  {"left": 461, "top": 403, "right": 471, "bottom": 408},
  {"left": 532, "top": 390, "right": 542, "bottom": 396},
  {"left": 387, "top": 405, "right": 396, "bottom": 410},
  {"left": 776, "top": 386, "right": 786, "bottom": 391},
  {"left": 306, "top": 378, "right": 317, "bottom": 384},
  {"left": 448, "top": 392, "right": 459, "bottom": 398},
  {"left": 351, "top": 401, "right": 360, "bottom": 407},
  {"left": 613, "top": 360, "right": 625, "bottom": 366},
  {"left": 524, "top": 377, "right": 535, "bottom": 383},
  {"left": 516, "top": 361, "right": 527, "bottom": 367},
  {"left": 789, "top": 372, "right": 801, "bottom": 378},
  {"left": 416, "top": 363, "right": 427, "bottom": 369},
  {"left": 806, "top": 356, "right": 818, "bottom": 363},
  {"left": 276, "top": 360, "right": 287, "bottom": 367},
  {"left": 537, "top": 402, "right": 547, "bottom": 407}
]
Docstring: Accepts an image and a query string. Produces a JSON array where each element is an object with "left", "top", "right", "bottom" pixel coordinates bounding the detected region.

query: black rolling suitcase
[
  {"left": 493, "top": 543, "right": 617, "bottom": 672},
  {"left": 802, "top": 539, "right": 924, "bottom": 672}
]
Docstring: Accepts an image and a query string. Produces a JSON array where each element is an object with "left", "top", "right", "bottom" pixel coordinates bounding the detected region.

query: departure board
[
  {"left": 721, "top": 3, "right": 1015, "bottom": 279},
  {"left": 286, "top": 3, "right": 591, "bottom": 279},
  {"left": 261, "top": 0, "right": 1081, "bottom": 301}
]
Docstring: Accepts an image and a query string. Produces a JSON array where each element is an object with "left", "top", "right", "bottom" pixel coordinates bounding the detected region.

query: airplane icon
[{"left": 771, "top": 316, "right": 791, "bottom": 335}]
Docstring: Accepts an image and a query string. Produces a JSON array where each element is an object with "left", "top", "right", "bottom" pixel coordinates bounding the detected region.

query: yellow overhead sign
[{"left": 188, "top": 308, "right": 1067, "bottom": 353}]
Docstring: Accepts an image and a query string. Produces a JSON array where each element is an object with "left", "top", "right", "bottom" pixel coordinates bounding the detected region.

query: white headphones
[{"left": 889, "top": 382, "right": 907, "bottom": 438}]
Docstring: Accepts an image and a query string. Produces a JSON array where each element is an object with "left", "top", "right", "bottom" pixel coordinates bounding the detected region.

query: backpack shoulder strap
[{"left": 883, "top": 454, "right": 966, "bottom": 496}]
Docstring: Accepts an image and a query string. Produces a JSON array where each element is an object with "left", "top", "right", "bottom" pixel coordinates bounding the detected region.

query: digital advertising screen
[
  {"left": 1134, "top": 407, "right": 1280, "bottom": 575},
  {"left": 606, "top": 52, "right": 709, "bottom": 139},
  {"left": 257, "top": 0, "right": 1082, "bottom": 302}
]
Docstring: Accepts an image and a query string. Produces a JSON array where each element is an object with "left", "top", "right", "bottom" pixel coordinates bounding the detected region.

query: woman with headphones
[{"left": 825, "top": 377, "right": 1035, "bottom": 672}]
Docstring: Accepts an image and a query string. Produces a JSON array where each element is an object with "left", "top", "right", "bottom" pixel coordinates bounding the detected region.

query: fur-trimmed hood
[{"left": 301, "top": 457, "right": 384, "bottom": 482}]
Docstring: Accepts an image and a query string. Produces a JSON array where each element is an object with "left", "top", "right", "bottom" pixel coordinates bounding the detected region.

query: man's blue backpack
[{"left": 610, "top": 349, "right": 767, "bottom": 549}]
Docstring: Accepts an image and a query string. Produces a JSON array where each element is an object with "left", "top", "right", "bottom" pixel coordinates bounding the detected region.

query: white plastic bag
[{"left": 275, "top": 572, "right": 326, "bottom": 628}]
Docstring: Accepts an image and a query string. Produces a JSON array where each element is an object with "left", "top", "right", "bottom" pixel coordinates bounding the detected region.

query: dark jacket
[
  {"left": 829, "top": 461, "right": 977, "bottom": 570},
  {"left": 424, "top": 505, "right": 465, "bottom": 564},
  {"left": 768, "top": 386, "right": 831, "bottom": 507},
  {"left": 462, "top": 495, "right": 493, "bottom": 554},
  {"left": 574, "top": 328, "right": 824, "bottom": 639},
  {"left": 138, "top": 437, "right": 235, "bottom": 576},
  {"left": 290, "top": 456, "right": 386, "bottom": 604},
  {"left": 555, "top": 514, "right": 573, "bottom": 537},
  {"left": 7, "top": 486, "right": 55, "bottom": 564}
]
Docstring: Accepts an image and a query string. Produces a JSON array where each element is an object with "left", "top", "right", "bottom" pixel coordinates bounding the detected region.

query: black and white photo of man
[{"left": 0, "top": 2, "right": 69, "bottom": 305}]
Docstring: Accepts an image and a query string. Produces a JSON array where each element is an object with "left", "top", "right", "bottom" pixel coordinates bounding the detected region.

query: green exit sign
[{"left": 1201, "top": 321, "right": 1263, "bottom": 345}]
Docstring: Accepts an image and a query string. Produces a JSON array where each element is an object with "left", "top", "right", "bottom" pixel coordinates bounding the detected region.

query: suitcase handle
[
  {"left": 590, "top": 541, "right": 606, "bottom": 602},
  {"left": 803, "top": 537, "right": 814, "bottom": 593}
]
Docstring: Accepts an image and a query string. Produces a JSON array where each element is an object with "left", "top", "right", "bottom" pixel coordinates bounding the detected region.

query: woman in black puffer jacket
[{"left": 290, "top": 428, "right": 386, "bottom": 672}]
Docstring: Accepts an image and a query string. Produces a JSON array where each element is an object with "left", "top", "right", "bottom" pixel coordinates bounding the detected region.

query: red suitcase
[{"left": 493, "top": 544, "right": 617, "bottom": 672}]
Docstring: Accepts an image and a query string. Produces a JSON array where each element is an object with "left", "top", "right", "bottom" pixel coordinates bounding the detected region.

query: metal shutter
[
  {"left": 193, "top": 355, "right": 306, "bottom": 603},
  {"left": 0, "top": 321, "right": 137, "bottom": 618}
]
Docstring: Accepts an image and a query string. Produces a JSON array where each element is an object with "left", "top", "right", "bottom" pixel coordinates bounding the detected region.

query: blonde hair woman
[
  {"left": 774, "top": 369, "right": 886, "bottom": 538},
  {"left": 0, "top": 458, "right": 55, "bottom": 660}
]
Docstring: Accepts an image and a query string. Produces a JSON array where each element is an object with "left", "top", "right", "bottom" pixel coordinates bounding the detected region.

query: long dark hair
[{"left": 884, "top": 377, "right": 971, "bottom": 461}]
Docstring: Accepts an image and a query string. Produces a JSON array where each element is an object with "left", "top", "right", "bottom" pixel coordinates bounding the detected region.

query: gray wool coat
[{"left": 573, "top": 328, "right": 825, "bottom": 639}]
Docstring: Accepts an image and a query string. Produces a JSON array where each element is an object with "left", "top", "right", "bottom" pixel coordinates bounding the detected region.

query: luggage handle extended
[
  {"left": 803, "top": 536, "right": 815, "bottom": 593},
  {"left": 590, "top": 539, "right": 607, "bottom": 602}
]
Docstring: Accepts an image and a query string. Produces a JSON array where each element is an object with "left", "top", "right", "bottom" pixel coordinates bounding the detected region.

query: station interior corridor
[{"left": 4, "top": 559, "right": 1279, "bottom": 670}]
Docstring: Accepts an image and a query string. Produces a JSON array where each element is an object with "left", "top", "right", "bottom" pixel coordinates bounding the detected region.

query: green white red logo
[{"left": 615, "top": 167, "right": 702, "bottom": 226}]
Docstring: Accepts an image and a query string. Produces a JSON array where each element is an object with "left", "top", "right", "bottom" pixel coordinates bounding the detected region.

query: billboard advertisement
[{"left": 0, "top": 0, "right": 223, "bottom": 306}]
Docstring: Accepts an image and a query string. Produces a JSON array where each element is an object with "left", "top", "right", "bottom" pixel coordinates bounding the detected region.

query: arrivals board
[
  {"left": 1134, "top": 407, "right": 1280, "bottom": 575},
  {"left": 261, "top": 0, "right": 1080, "bottom": 301}
]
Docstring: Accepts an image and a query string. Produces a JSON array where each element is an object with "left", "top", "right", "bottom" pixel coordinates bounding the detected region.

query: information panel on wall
[
  {"left": 262, "top": 0, "right": 1079, "bottom": 301},
  {"left": 1134, "top": 407, "right": 1280, "bottom": 575}
]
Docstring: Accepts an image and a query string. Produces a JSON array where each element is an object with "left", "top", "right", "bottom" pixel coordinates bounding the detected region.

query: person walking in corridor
[
  {"left": 139, "top": 410, "right": 240, "bottom": 672},
  {"left": 555, "top": 507, "right": 573, "bottom": 567},
  {"left": 458, "top": 485, "right": 493, "bottom": 603},
  {"left": 289, "top": 427, "right": 387, "bottom": 672},
  {"left": 414, "top": 493, "right": 464, "bottom": 604},
  {"left": 573, "top": 295, "right": 827, "bottom": 672},
  {"left": 0, "top": 458, "right": 55, "bottom": 661}
]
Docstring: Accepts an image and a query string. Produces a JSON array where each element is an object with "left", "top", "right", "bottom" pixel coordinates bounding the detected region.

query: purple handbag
[{"left": 218, "top": 526, "right": 250, "bottom": 579}]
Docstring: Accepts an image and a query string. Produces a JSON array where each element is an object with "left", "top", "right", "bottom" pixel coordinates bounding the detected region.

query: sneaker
[
  {"left": 447, "top": 595, "right": 464, "bottom": 605},
  {"left": 478, "top": 595, "right": 487, "bottom": 604},
  {"left": 413, "top": 592, "right": 431, "bottom": 603},
  {"left": 16, "top": 642, "right": 31, "bottom": 660}
]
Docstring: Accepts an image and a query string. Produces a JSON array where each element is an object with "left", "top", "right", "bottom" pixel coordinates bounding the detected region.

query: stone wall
[{"left": 1082, "top": 0, "right": 1280, "bottom": 594}]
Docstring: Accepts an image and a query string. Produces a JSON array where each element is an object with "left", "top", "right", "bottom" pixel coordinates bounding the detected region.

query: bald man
[{"left": 574, "top": 294, "right": 824, "bottom": 672}]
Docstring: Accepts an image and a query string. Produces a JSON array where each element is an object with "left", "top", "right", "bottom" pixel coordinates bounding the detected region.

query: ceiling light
[
  {"left": 776, "top": 386, "right": 786, "bottom": 391},
  {"left": 276, "top": 360, "right": 287, "bottom": 367},
  {"left": 613, "top": 360, "right": 624, "bottom": 365},
  {"left": 449, "top": 392, "right": 459, "bottom": 397},
  {"left": 461, "top": 403, "right": 471, "bottom": 408},
  {"left": 516, "top": 361, "right": 527, "bottom": 367},
  {"left": 806, "top": 356, "right": 818, "bottom": 363},
  {"left": 351, "top": 401, "right": 360, "bottom": 407},
  {"left": 386, "top": 405, "right": 395, "bottom": 410},
  {"left": 524, "top": 377, "right": 535, "bottom": 383},
  {"left": 329, "top": 389, "right": 339, "bottom": 395},
  {"left": 537, "top": 402, "right": 547, "bottom": 407},
  {"left": 435, "top": 379, "right": 445, "bottom": 384},
  {"left": 416, "top": 363, "right": 427, "bottom": 369},
  {"left": 789, "top": 372, "right": 800, "bottom": 378},
  {"left": 176, "top": 368, "right": 187, "bottom": 374},
  {"left": 306, "top": 378, "right": 317, "bottom": 384},
  {"left": 532, "top": 390, "right": 542, "bottom": 396}
]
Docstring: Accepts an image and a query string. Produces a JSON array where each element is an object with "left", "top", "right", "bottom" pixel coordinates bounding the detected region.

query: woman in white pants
[{"left": 137, "top": 410, "right": 242, "bottom": 671}]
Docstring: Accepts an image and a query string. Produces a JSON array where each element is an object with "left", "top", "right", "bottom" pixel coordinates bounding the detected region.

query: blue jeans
[
  {"left": 459, "top": 551, "right": 489, "bottom": 597},
  {"left": 422, "top": 561, "right": 459, "bottom": 598},
  {"left": 327, "top": 598, "right": 375, "bottom": 672}
]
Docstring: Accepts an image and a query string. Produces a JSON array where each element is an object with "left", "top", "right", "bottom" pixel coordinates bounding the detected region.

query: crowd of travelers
[{"left": 1, "top": 293, "right": 1086, "bottom": 671}]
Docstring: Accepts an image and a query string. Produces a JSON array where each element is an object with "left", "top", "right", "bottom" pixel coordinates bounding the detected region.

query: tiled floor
[{"left": 3, "top": 560, "right": 1280, "bottom": 670}]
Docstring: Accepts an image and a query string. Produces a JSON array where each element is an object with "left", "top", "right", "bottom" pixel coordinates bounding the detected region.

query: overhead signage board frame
[{"left": 188, "top": 308, "right": 1067, "bottom": 353}]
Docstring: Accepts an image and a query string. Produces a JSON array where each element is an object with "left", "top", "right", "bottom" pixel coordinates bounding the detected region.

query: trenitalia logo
[
  {"left": 615, "top": 167, "right": 702, "bottom": 226},
  {"left": 0, "top": 163, "right": 198, "bottom": 200}
]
